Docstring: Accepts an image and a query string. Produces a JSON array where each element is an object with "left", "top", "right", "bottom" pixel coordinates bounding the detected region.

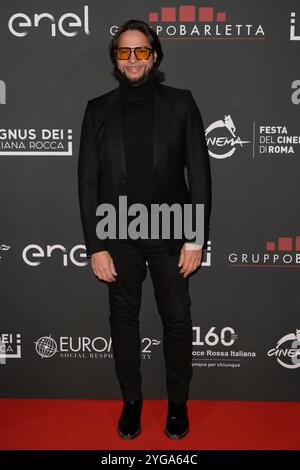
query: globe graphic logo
[{"left": 35, "top": 335, "right": 57, "bottom": 358}]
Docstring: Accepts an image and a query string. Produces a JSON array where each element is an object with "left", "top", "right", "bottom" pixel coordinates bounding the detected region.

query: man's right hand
[{"left": 91, "top": 251, "right": 117, "bottom": 282}]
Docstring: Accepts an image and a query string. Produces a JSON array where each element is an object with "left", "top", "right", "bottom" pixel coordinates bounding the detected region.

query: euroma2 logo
[
  {"left": 268, "top": 330, "right": 300, "bottom": 369},
  {"left": 34, "top": 335, "right": 161, "bottom": 360},
  {"left": 228, "top": 235, "right": 300, "bottom": 268},
  {"left": 0, "top": 244, "right": 11, "bottom": 262},
  {"left": 110, "top": 4, "right": 265, "bottom": 40}
]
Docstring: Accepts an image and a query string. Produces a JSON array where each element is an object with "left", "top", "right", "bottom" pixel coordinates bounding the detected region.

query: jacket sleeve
[
  {"left": 184, "top": 90, "right": 212, "bottom": 249},
  {"left": 77, "top": 101, "right": 107, "bottom": 257}
]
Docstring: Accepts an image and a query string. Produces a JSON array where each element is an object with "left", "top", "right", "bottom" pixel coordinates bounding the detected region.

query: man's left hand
[{"left": 178, "top": 244, "right": 203, "bottom": 278}]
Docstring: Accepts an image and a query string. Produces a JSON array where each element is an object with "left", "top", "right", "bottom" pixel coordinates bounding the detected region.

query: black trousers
[{"left": 108, "top": 238, "right": 193, "bottom": 403}]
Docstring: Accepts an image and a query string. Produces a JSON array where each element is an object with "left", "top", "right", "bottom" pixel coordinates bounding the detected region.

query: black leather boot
[
  {"left": 165, "top": 401, "right": 190, "bottom": 439},
  {"left": 117, "top": 399, "right": 143, "bottom": 439}
]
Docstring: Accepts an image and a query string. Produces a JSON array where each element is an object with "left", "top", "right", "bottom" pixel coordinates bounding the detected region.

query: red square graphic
[
  {"left": 266, "top": 242, "right": 275, "bottom": 251},
  {"left": 179, "top": 5, "right": 195, "bottom": 22},
  {"left": 199, "top": 7, "right": 213, "bottom": 22},
  {"left": 296, "top": 236, "right": 300, "bottom": 251},
  {"left": 149, "top": 12, "right": 158, "bottom": 22},
  {"left": 162, "top": 7, "right": 176, "bottom": 22},
  {"left": 278, "top": 237, "right": 292, "bottom": 251},
  {"left": 217, "top": 12, "right": 226, "bottom": 22}
]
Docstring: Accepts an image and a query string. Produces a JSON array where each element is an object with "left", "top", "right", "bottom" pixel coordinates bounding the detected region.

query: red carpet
[{"left": 0, "top": 399, "right": 299, "bottom": 450}]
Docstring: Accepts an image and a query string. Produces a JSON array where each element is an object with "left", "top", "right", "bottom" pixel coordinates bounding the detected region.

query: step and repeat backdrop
[{"left": 0, "top": 0, "right": 299, "bottom": 400}]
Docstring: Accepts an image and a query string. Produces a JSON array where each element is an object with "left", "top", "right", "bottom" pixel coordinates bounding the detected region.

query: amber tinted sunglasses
[{"left": 114, "top": 46, "right": 153, "bottom": 60}]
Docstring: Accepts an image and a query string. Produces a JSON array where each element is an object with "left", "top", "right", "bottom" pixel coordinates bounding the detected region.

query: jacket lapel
[{"left": 106, "top": 82, "right": 170, "bottom": 177}]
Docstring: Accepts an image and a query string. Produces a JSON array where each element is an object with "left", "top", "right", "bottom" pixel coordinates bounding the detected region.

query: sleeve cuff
[{"left": 184, "top": 243, "right": 203, "bottom": 250}]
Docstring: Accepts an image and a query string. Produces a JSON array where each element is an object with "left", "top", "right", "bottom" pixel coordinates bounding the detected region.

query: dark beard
[{"left": 116, "top": 65, "right": 156, "bottom": 87}]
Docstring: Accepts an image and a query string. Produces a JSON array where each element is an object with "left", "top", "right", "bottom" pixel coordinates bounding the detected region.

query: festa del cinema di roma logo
[
  {"left": 206, "top": 114, "right": 251, "bottom": 159},
  {"left": 267, "top": 330, "right": 300, "bottom": 369}
]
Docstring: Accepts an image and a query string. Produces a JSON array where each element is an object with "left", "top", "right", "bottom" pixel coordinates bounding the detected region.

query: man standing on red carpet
[{"left": 78, "top": 19, "right": 212, "bottom": 440}]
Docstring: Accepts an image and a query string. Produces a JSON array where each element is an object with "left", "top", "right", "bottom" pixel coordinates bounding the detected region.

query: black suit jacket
[{"left": 78, "top": 82, "right": 212, "bottom": 258}]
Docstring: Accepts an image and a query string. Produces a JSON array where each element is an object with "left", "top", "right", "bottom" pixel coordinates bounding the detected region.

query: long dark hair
[{"left": 109, "top": 19, "right": 165, "bottom": 83}]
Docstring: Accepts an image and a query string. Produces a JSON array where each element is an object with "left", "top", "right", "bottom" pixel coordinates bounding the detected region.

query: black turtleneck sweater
[
  {"left": 118, "top": 75, "right": 200, "bottom": 248},
  {"left": 119, "top": 75, "right": 160, "bottom": 214}
]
